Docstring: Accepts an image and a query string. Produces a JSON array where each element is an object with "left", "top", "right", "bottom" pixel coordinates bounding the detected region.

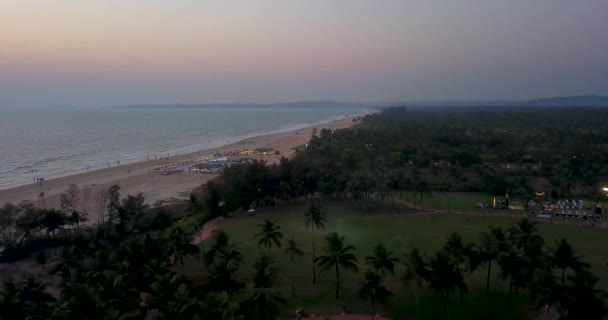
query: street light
[{"left": 603, "top": 187, "right": 608, "bottom": 192}]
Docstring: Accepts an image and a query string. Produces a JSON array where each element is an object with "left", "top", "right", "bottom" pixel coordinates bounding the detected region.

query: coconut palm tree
[
  {"left": 498, "top": 242, "right": 526, "bottom": 317},
  {"left": 207, "top": 250, "right": 244, "bottom": 293},
  {"left": 16, "top": 275, "right": 57, "bottom": 319},
  {"left": 188, "top": 194, "right": 199, "bottom": 215},
  {"left": 56, "top": 281, "right": 100, "bottom": 319},
  {"left": 167, "top": 227, "right": 200, "bottom": 270},
  {"left": 402, "top": 247, "right": 429, "bottom": 318},
  {"left": 200, "top": 292, "right": 240, "bottom": 320},
  {"left": 509, "top": 218, "right": 544, "bottom": 257},
  {"left": 551, "top": 238, "right": 590, "bottom": 286},
  {"left": 443, "top": 233, "right": 470, "bottom": 269},
  {"left": 358, "top": 270, "right": 393, "bottom": 319},
  {"left": 315, "top": 232, "right": 359, "bottom": 299},
  {"left": 284, "top": 237, "right": 304, "bottom": 296},
  {"left": 256, "top": 220, "right": 283, "bottom": 253},
  {"left": 427, "top": 251, "right": 465, "bottom": 319},
  {"left": 241, "top": 253, "right": 287, "bottom": 320},
  {"left": 508, "top": 218, "right": 545, "bottom": 293},
  {"left": 50, "top": 246, "right": 85, "bottom": 285},
  {"left": 204, "top": 231, "right": 233, "bottom": 267},
  {"left": 443, "top": 232, "right": 472, "bottom": 302},
  {"left": 475, "top": 227, "right": 507, "bottom": 298},
  {"left": 560, "top": 269, "right": 608, "bottom": 319},
  {"left": 203, "top": 232, "right": 244, "bottom": 293},
  {"left": 0, "top": 280, "right": 20, "bottom": 319},
  {"left": 143, "top": 272, "right": 200, "bottom": 319},
  {"left": 529, "top": 267, "right": 560, "bottom": 320},
  {"left": 304, "top": 202, "right": 327, "bottom": 284},
  {"left": 365, "top": 243, "right": 399, "bottom": 277}
]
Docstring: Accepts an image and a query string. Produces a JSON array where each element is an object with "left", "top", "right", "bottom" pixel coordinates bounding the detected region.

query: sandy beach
[{"left": 0, "top": 117, "right": 360, "bottom": 210}]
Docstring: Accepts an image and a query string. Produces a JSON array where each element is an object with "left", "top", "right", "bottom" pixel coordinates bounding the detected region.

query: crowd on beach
[{"left": 155, "top": 148, "right": 276, "bottom": 176}]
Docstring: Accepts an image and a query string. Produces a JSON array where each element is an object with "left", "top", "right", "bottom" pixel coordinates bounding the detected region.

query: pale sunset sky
[{"left": 1, "top": 0, "right": 607, "bottom": 108}]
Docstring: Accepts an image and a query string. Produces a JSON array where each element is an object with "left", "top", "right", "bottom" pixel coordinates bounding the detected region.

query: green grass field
[
  {"left": 397, "top": 191, "right": 489, "bottom": 212},
  {"left": 185, "top": 200, "right": 608, "bottom": 319}
]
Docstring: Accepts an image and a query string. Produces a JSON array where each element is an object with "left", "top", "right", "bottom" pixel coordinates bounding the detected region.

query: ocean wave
[{"left": 0, "top": 108, "right": 372, "bottom": 188}]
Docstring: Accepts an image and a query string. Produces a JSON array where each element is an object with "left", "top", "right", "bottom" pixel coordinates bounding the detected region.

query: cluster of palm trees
[
  {"left": 0, "top": 189, "right": 293, "bottom": 320},
  {"left": 248, "top": 203, "right": 606, "bottom": 319},
  {"left": 0, "top": 225, "right": 202, "bottom": 319},
  {"left": 1, "top": 192, "right": 606, "bottom": 319}
]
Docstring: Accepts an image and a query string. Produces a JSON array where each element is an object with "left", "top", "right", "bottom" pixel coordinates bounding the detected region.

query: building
[
  {"left": 253, "top": 147, "right": 276, "bottom": 155},
  {"left": 191, "top": 163, "right": 223, "bottom": 174}
]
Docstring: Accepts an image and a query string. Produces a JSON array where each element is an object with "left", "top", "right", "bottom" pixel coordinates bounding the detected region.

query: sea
[{"left": 0, "top": 107, "right": 370, "bottom": 189}]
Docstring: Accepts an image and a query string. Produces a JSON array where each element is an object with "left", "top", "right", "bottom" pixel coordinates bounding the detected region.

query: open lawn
[
  {"left": 397, "top": 191, "right": 488, "bottom": 212},
  {"left": 186, "top": 200, "right": 608, "bottom": 319}
]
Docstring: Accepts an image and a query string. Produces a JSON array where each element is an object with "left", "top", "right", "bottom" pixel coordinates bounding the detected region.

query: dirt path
[{"left": 191, "top": 216, "right": 223, "bottom": 245}]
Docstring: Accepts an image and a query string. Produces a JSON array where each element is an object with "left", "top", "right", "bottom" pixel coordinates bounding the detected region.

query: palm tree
[
  {"left": 476, "top": 227, "right": 507, "bottom": 298},
  {"left": 315, "top": 232, "right": 359, "bottom": 299},
  {"left": 203, "top": 232, "right": 244, "bottom": 293},
  {"left": 402, "top": 247, "right": 428, "bottom": 318},
  {"left": 207, "top": 249, "right": 244, "bottom": 293},
  {"left": 509, "top": 218, "right": 544, "bottom": 256},
  {"left": 168, "top": 227, "right": 200, "bottom": 271},
  {"left": 200, "top": 292, "right": 240, "bottom": 320},
  {"left": 50, "top": 247, "right": 84, "bottom": 285},
  {"left": 284, "top": 237, "right": 304, "bottom": 296},
  {"left": 188, "top": 194, "right": 199, "bottom": 215},
  {"left": 498, "top": 242, "right": 525, "bottom": 317},
  {"left": 304, "top": 202, "right": 327, "bottom": 284},
  {"left": 0, "top": 280, "right": 20, "bottom": 319},
  {"left": 256, "top": 220, "right": 283, "bottom": 253},
  {"left": 365, "top": 243, "right": 399, "bottom": 277},
  {"left": 447, "top": 168, "right": 464, "bottom": 213},
  {"left": 204, "top": 231, "right": 231, "bottom": 267},
  {"left": 551, "top": 238, "right": 590, "bottom": 286},
  {"left": 560, "top": 269, "right": 608, "bottom": 319},
  {"left": 427, "top": 251, "right": 465, "bottom": 319},
  {"left": 89, "top": 259, "right": 141, "bottom": 315},
  {"left": 242, "top": 253, "right": 287, "bottom": 320},
  {"left": 529, "top": 267, "right": 559, "bottom": 320},
  {"left": 242, "top": 287, "right": 286, "bottom": 320},
  {"left": 143, "top": 272, "right": 200, "bottom": 319},
  {"left": 508, "top": 218, "right": 545, "bottom": 293},
  {"left": 414, "top": 180, "right": 432, "bottom": 210},
  {"left": 443, "top": 232, "right": 471, "bottom": 302},
  {"left": 16, "top": 275, "right": 57, "bottom": 318},
  {"left": 57, "top": 281, "right": 100, "bottom": 319},
  {"left": 358, "top": 270, "right": 393, "bottom": 319}
]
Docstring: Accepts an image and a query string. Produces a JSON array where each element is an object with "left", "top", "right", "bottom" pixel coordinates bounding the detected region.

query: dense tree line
[
  {"left": 201, "top": 107, "right": 608, "bottom": 215},
  {"left": 4, "top": 196, "right": 604, "bottom": 319},
  {"left": 2, "top": 106, "right": 608, "bottom": 319},
  {"left": 0, "top": 186, "right": 283, "bottom": 320},
  {"left": 0, "top": 184, "right": 176, "bottom": 263}
]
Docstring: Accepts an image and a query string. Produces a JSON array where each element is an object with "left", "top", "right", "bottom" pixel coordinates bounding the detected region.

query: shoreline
[
  {"left": 0, "top": 110, "right": 372, "bottom": 192},
  {"left": 0, "top": 114, "right": 368, "bottom": 211}
]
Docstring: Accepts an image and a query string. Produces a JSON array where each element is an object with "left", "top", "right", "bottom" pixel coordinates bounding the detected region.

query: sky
[{"left": 1, "top": 0, "right": 608, "bottom": 108}]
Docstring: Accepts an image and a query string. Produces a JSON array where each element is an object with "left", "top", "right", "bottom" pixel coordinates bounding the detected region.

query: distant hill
[
  {"left": 113, "top": 101, "right": 371, "bottom": 109},
  {"left": 382, "top": 95, "right": 608, "bottom": 108},
  {"left": 109, "top": 96, "right": 608, "bottom": 110},
  {"left": 526, "top": 95, "right": 608, "bottom": 106}
]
